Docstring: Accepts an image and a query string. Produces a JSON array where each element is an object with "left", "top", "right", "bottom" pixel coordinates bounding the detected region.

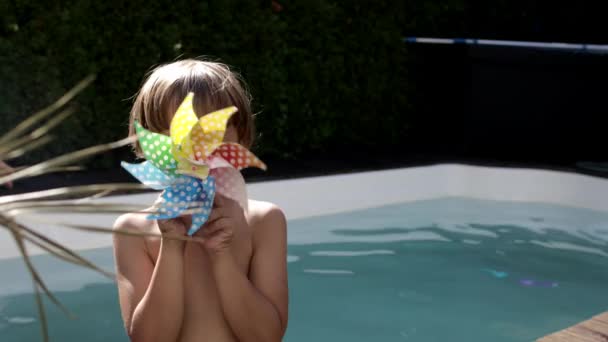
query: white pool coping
[{"left": 1, "top": 164, "right": 608, "bottom": 260}]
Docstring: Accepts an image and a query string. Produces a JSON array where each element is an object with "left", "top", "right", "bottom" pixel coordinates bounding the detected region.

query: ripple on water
[
  {"left": 309, "top": 250, "right": 395, "bottom": 257},
  {"left": 287, "top": 255, "right": 300, "bottom": 263},
  {"left": 530, "top": 240, "right": 608, "bottom": 257},
  {"left": 303, "top": 269, "right": 354, "bottom": 275},
  {"left": 7, "top": 317, "right": 36, "bottom": 325}
]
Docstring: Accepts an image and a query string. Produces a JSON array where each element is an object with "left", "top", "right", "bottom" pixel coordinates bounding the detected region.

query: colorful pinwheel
[{"left": 121, "top": 93, "right": 266, "bottom": 235}]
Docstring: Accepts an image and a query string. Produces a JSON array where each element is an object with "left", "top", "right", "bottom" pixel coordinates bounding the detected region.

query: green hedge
[{"left": 0, "top": 0, "right": 465, "bottom": 167}]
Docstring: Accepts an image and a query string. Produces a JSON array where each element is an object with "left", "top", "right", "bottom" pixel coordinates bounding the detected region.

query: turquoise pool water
[{"left": 1, "top": 197, "right": 608, "bottom": 341}]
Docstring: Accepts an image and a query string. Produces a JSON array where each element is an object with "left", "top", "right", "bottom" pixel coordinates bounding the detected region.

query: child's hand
[
  {"left": 157, "top": 216, "right": 191, "bottom": 237},
  {"left": 195, "top": 193, "right": 248, "bottom": 257}
]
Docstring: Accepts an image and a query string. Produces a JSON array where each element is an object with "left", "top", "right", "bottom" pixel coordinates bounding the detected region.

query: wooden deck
[{"left": 537, "top": 312, "right": 608, "bottom": 341}]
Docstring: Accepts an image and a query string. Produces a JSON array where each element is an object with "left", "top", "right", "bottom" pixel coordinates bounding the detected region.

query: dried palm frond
[
  {"left": 0, "top": 183, "right": 147, "bottom": 205},
  {"left": 0, "top": 136, "right": 136, "bottom": 186},
  {"left": 21, "top": 218, "right": 205, "bottom": 244},
  {"left": 0, "top": 75, "right": 95, "bottom": 147},
  {"left": 0, "top": 76, "right": 199, "bottom": 341}
]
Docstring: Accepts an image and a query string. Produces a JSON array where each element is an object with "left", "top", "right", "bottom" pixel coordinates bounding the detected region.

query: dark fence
[{"left": 406, "top": 43, "right": 608, "bottom": 170}]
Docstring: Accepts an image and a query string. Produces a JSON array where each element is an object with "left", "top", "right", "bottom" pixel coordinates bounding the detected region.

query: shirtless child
[{"left": 113, "top": 59, "right": 288, "bottom": 342}]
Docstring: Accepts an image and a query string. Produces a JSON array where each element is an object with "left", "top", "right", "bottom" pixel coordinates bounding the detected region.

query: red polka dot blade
[{"left": 212, "top": 143, "right": 267, "bottom": 171}]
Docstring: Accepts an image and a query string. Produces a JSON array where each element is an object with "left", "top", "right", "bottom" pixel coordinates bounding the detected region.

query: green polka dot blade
[{"left": 135, "top": 121, "right": 177, "bottom": 176}]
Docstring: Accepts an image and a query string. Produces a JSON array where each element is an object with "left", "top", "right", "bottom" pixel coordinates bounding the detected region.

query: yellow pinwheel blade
[
  {"left": 170, "top": 93, "right": 198, "bottom": 158},
  {"left": 190, "top": 106, "right": 238, "bottom": 158},
  {"left": 176, "top": 156, "right": 210, "bottom": 179}
]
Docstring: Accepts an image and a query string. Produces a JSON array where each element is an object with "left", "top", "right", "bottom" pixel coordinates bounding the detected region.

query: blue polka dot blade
[
  {"left": 143, "top": 175, "right": 216, "bottom": 236},
  {"left": 121, "top": 161, "right": 174, "bottom": 190},
  {"left": 147, "top": 175, "right": 202, "bottom": 220},
  {"left": 122, "top": 158, "right": 217, "bottom": 236},
  {"left": 188, "top": 176, "right": 216, "bottom": 236}
]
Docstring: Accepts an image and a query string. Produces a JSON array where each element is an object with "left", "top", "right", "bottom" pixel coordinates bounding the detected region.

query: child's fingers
[
  {"left": 213, "top": 193, "right": 227, "bottom": 207},
  {"left": 213, "top": 193, "right": 237, "bottom": 208},
  {"left": 201, "top": 229, "right": 226, "bottom": 248},
  {"left": 207, "top": 207, "right": 228, "bottom": 223},
  {"left": 157, "top": 218, "right": 184, "bottom": 234},
  {"left": 202, "top": 218, "right": 231, "bottom": 236},
  {"left": 157, "top": 215, "right": 191, "bottom": 234}
]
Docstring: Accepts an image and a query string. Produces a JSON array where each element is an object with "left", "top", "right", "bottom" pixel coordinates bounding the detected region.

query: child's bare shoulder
[
  {"left": 113, "top": 212, "right": 157, "bottom": 234},
  {"left": 247, "top": 200, "right": 286, "bottom": 232},
  {"left": 248, "top": 199, "right": 285, "bottom": 220}
]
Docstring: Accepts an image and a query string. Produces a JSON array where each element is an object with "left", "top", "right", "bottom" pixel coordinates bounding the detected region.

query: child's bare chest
[{"left": 143, "top": 225, "right": 253, "bottom": 341}]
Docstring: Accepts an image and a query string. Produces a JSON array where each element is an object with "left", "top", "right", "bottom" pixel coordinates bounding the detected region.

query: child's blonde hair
[{"left": 129, "top": 59, "right": 255, "bottom": 157}]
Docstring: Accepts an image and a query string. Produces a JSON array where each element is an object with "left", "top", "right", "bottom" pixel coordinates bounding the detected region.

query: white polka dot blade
[{"left": 210, "top": 166, "right": 248, "bottom": 212}]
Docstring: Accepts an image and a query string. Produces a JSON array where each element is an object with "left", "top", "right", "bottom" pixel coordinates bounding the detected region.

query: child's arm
[
  {"left": 203, "top": 197, "right": 288, "bottom": 342},
  {"left": 113, "top": 215, "right": 187, "bottom": 342}
]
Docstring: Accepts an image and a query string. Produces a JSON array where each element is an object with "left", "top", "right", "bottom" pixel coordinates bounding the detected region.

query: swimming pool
[{"left": 1, "top": 196, "right": 608, "bottom": 341}]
